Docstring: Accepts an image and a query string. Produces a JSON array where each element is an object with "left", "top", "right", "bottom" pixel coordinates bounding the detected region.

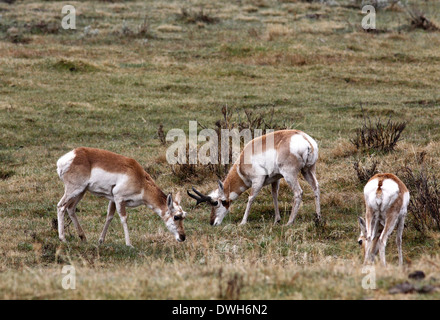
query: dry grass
[
  {"left": 330, "top": 139, "right": 358, "bottom": 159},
  {"left": 265, "top": 24, "right": 292, "bottom": 41},
  {"left": 156, "top": 24, "right": 183, "bottom": 33},
  {"left": 1, "top": 0, "right": 440, "bottom": 300}
]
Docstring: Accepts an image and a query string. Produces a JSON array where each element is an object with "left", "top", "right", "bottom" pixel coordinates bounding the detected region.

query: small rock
[
  {"left": 417, "top": 285, "right": 436, "bottom": 294},
  {"left": 409, "top": 270, "right": 426, "bottom": 280},
  {"left": 389, "top": 282, "right": 415, "bottom": 294}
]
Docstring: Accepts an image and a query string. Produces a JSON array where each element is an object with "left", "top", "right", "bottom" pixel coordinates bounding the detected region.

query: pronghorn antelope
[
  {"left": 188, "top": 130, "right": 320, "bottom": 226},
  {"left": 358, "top": 173, "right": 410, "bottom": 266},
  {"left": 56, "top": 147, "right": 187, "bottom": 246}
]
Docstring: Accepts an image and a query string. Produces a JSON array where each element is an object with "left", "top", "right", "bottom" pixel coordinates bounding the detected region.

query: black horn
[{"left": 187, "top": 187, "right": 218, "bottom": 206}]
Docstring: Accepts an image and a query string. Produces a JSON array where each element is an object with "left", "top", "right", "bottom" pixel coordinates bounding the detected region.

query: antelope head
[
  {"left": 164, "top": 192, "right": 187, "bottom": 242},
  {"left": 358, "top": 217, "right": 367, "bottom": 253},
  {"left": 187, "top": 181, "right": 230, "bottom": 226},
  {"left": 358, "top": 216, "right": 379, "bottom": 263}
]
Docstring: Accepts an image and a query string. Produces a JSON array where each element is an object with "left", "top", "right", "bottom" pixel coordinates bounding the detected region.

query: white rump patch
[
  {"left": 401, "top": 191, "right": 410, "bottom": 214},
  {"left": 380, "top": 179, "right": 400, "bottom": 211},
  {"left": 301, "top": 132, "right": 318, "bottom": 164},
  {"left": 251, "top": 149, "right": 277, "bottom": 176},
  {"left": 364, "top": 178, "right": 399, "bottom": 212},
  {"left": 403, "top": 191, "right": 410, "bottom": 207},
  {"left": 364, "top": 178, "right": 379, "bottom": 199},
  {"left": 56, "top": 150, "right": 76, "bottom": 179},
  {"left": 289, "top": 133, "right": 318, "bottom": 166}
]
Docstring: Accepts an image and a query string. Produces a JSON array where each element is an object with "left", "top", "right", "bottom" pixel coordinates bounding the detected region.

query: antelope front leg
[
  {"left": 99, "top": 201, "right": 116, "bottom": 244},
  {"left": 240, "top": 178, "right": 264, "bottom": 226},
  {"left": 66, "top": 191, "right": 87, "bottom": 241},
  {"left": 57, "top": 193, "right": 70, "bottom": 242},
  {"left": 116, "top": 201, "right": 132, "bottom": 247}
]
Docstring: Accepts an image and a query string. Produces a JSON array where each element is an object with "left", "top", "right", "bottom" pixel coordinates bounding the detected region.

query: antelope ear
[
  {"left": 175, "top": 191, "right": 181, "bottom": 204},
  {"left": 218, "top": 180, "right": 225, "bottom": 196},
  {"left": 358, "top": 217, "right": 367, "bottom": 235},
  {"left": 167, "top": 193, "right": 173, "bottom": 210}
]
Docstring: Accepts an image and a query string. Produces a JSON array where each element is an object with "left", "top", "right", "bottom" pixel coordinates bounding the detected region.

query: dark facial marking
[
  {"left": 221, "top": 200, "right": 230, "bottom": 209},
  {"left": 210, "top": 206, "right": 216, "bottom": 225}
]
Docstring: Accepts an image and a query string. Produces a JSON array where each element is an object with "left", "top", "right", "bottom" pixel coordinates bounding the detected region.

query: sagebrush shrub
[
  {"left": 350, "top": 111, "right": 406, "bottom": 153},
  {"left": 400, "top": 166, "right": 440, "bottom": 234}
]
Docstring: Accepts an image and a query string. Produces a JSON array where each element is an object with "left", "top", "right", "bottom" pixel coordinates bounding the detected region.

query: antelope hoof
[{"left": 314, "top": 216, "right": 325, "bottom": 228}]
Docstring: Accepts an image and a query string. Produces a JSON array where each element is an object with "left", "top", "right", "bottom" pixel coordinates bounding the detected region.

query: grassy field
[{"left": 1, "top": 0, "right": 440, "bottom": 299}]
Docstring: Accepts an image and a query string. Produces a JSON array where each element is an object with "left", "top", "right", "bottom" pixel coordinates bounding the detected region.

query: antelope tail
[{"left": 375, "top": 179, "right": 383, "bottom": 206}]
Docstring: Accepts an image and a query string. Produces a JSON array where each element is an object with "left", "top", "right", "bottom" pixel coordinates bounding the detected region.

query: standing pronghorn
[
  {"left": 188, "top": 130, "right": 320, "bottom": 226},
  {"left": 56, "top": 147, "right": 187, "bottom": 246},
  {"left": 358, "top": 173, "right": 410, "bottom": 266}
]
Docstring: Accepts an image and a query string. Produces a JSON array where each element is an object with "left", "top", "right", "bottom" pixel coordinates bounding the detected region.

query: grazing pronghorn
[
  {"left": 188, "top": 130, "right": 320, "bottom": 226},
  {"left": 56, "top": 147, "right": 187, "bottom": 246},
  {"left": 358, "top": 173, "right": 410, "bottom": 266}
]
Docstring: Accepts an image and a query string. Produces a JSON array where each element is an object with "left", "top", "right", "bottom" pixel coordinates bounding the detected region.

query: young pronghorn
[
  {"left": 358, "top": 173, "right": 410, "bottom": 266},
  {"left": 188, "top": 130, "right": 320, "bottom": 226},
  {"left": 56, "top": 147, "right": 187, "bottom": 246}
]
